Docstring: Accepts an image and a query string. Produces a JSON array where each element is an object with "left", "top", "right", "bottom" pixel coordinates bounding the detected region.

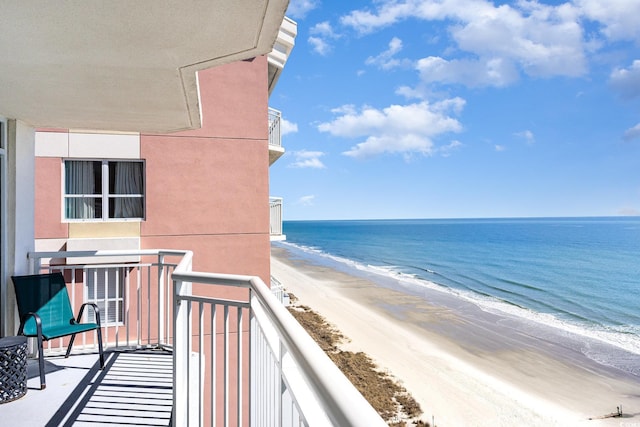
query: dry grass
[{"left": 287, "top": 293, "right": 428, "bottom": 426}]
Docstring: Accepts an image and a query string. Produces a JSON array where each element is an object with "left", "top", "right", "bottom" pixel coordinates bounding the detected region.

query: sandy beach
[{"left": 271, "top": 245, "right": 640, "bottom": 427}]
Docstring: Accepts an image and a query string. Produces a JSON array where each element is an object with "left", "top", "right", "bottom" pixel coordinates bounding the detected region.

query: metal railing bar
[
  {"left": 211, "top": 304, "right": 217, "bottom": 427},
  {"left": 146, "top": 264, "right": 151, "bottom": 346},
  {"left": 224, "top": 305, "right": 230, "bottom": 427},
  {"left": 176, "top": 295, "right": 250, "bottom": 309},
  {"left": 198, "top": 302, "right": 205, "bottom": 427},
  {"left": 237, "top": 306, "right": 243, "bottom": 427}
]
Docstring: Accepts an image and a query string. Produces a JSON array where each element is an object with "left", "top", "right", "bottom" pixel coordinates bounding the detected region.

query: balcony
[
  {"left": 267, "top": 17, "right": 297, "bottom": 96},
  {"left": 2, "top": 249, "right": 385, "bottom": 426},
  {"left": 270, "top": 197, "right": 286, "bottom": 241},
  {"left": 268, "top": 108, "right": 285, "bottom": 165}
]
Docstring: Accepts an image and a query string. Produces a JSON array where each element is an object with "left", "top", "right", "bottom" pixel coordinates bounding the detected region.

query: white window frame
[
  {"left": 85, "top": 267, "right": 125, "bottom": 327},
  {"left": 63, "top": 159, "right": 145, "bottom": 222}
]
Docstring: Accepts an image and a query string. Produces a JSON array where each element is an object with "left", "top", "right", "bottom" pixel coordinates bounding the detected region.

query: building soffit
[{"left": 0, "top": 1, "right": 289, "bottom": 133}]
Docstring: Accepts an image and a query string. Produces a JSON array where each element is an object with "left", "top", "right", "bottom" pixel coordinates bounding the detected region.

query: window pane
[
  {"left": 65, "top": 161, "right": 101, "bottom": 194},
  {"left": 109, "top": 162, "right": 144, "bottom": 219},
  {"left": 109, "top": 197, "right": 143, "bottom": 218},
  {"left": 109, "top": 162, "right": 143, "bottom": 195},
  {"left": 65, "top": 197, "right": 102, "bottom": 219},
  {"left": 106, "top": 301, "right": 123, "bottom": 323},
  {"left": 65, "top": 161, "right": 101, "bottom": 219},
  {"left": 86, "top": 268, "right": 124, "bottom": 325}
]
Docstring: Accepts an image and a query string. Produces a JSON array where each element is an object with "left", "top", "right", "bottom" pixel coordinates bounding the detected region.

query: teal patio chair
[{"left": 11, "top": 272, "right": 105, "bottom": 389}]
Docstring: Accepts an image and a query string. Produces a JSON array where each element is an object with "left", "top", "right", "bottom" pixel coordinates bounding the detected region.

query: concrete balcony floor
[{"left": 0, "top": 349, "right": 173, "bottom": 426}]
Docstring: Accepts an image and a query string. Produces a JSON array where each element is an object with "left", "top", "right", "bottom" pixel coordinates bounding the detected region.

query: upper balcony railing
[
  {"left": 270, "top": 197, "right": 285, "bottom": 241},
  {"left": 268, "top": 108, "right": 284, "bottom": 165},
  {"left": 27, "top": 249, "right": 385, "bottom": 427}
]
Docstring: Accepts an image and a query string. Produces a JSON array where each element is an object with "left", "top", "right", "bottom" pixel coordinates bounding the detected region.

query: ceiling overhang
[{"left": 0, "top": 1, "right": 289, "bottom": 133}]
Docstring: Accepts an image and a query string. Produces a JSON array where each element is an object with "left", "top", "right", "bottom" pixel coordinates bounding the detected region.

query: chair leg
[
  {"left": 96, "top": 328, "right": 105, "bottom": 369},
  {"left": 65, "top": 333, "right": 77, "bottom": 359},
  {"left": 36, "top": 334, "right": 46, "bottom": 390}
]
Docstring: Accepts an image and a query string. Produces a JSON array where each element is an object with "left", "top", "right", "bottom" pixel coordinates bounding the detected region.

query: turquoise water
[{"left": 275, "top": 217, "right": 640, "bottom": 374}]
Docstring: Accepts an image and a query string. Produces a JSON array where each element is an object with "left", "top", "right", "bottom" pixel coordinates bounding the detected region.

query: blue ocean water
[{"left": 276, "top": 217, "right": 640, "bottom": 374}]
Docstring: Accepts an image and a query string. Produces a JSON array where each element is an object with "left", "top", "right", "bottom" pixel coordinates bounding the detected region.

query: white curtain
[
  {"left": 113, "top": 162, "right": 143, "bottom": 218},
  {"left": 65, "top": 161, "right": 96, "bottom": 219}
]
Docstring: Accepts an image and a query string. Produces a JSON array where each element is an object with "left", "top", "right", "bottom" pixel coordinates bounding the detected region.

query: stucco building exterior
[
  {"left": 34, "top": 55, "right": 283, "bottom": 285},
  {"left": 1, "top": 9, "right": 295, "bottom": 334},
  {"left": 0, "top": 5, "right": 388, "bottom": 425}
]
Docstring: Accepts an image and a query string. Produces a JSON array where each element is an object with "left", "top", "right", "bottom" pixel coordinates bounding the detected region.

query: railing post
[
  {"left": 278, "top": 335, "right": 284, "bottom": 427},
  {"left": 158, "top": 253, "right": 165, "bottom": 345},
  {"left": 28, "top": 253, "right": 40, "bottom": 274},
  {"left": 173, "top": 262, "right": 192, "bottom": 426}
]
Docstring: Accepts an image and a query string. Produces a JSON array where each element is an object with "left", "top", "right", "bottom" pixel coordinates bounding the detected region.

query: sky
[{"left": 269, "top": 0, "right": 640, "bottom": 220}]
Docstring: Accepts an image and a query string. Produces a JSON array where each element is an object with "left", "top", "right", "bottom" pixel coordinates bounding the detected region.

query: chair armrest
[
  {"left": 76, "top": 303, "right": 102, "bottom": 328},
  {"left": 18, "top": 312, "right": 43, "bottom": 336}
]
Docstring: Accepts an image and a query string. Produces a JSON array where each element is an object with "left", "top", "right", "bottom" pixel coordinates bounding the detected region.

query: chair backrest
[{"left": 12, "top": 272, "right": 75, "bottom": 335}]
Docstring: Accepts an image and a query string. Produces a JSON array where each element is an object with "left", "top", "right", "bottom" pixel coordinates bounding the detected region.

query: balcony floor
[{"left": 0, "top": 349, "right": 173, "bottom": 426}]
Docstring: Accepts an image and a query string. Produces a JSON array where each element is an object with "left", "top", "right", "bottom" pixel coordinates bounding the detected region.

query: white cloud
[
  {"left": 340, "top": 1, "right": 419, "bottom": 34},
  {"left": 395, "top": 84, "right": 433, "bottom": 100},
  {"left": 330, "top": 104, "right": 358, "bottom": 115},
  {"left": 365, "top": 37, "right": 413, "bottom": 70},
  {"left": 311, "top": 21, "right": 336, "bottom": 37},
  {"left": 576, "top": 0, "right": 640, "bottom": 42},
  {"left": 287, "top": 0, "right": 320, "bottom": 20},
  {"left": 495, "top": 144, "right": 507, "bottom": 152},
  {"left": 451, "top": 2, "right": 587, "bottom": 78},
  {"left": 289, "top": 150, "right": 327, "bottom": 169},
  {"left": 296, "top": 195, "right": 316, "bottom": 206},
  {"left": 439, "top": 140, "right": 463, "bottom": 157},
  {"left": 318, "top": 99, "right": 465, "bottom": 159},
  {"left": 309, "top": 21, "right": 340, "bottom": 55},
  {"left": 342, "top": 0, "right": 590, "bottom": 87},
  {"left": 281, "top": 118, "right": 298, "bottom": 136},
  {"left": 515, "top": 130, "right": 535, "bottom": 144},
  {"left": 308, "top": 36, "right": 331, "bottom": 56},
  {"left": 623, "top": 123, "right": 640, "bottom": 142},
  {"left": 417, "top": 56, "right": 519, "bottom": 87},
  {"left": 610, "top": 60, "right": 640, "bottom": 100}
]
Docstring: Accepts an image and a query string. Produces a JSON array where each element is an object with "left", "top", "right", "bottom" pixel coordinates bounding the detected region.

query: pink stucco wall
[
  {"left": 35, "top": 157, "right": 68, "bottom": 239},
  {"left": 179, "top": 57, "right": 268, "bottom": 139},
  {"left": 140, "top": 56, "right": 271, "bottom": 283},
  {"left": 142, "top": 58, "right": 271, "bottom": 425},
  {"left": 34, "top": 57, "right": 272, "bottom": 282}
]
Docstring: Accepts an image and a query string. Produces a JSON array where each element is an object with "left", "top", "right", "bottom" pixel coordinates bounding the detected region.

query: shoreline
[{"left": 271, "top": 245, "right": 640, "bottom": 426}]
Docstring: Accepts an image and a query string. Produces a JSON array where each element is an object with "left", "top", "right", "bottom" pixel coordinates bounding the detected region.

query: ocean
[{"left": 274, "top": 217, "right": 640, "bottom": 376}]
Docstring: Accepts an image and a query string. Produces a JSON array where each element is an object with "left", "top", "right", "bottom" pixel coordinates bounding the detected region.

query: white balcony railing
[
  {"left": 270, "top": 197, "right": 285, "bottom": 241},
  {"left": 27, "top": 249, "right": 385, "bottom": 427},
  {"left": 270, "top": 275, "right": 287, "bottom": 305},
  {"left": 268, "top": 108, "right": 282, "bottom": 149},
  {"left": 268, "top": 108, "right": 285, "bottom": 165}
]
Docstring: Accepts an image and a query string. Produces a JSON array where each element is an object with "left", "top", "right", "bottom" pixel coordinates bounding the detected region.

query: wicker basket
[{"left": 0, "top": 336, "right": 28, "bottom": 403}]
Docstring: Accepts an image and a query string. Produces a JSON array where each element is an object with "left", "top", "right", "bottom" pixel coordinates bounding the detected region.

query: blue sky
[{"left": 269, "top": 0, "right": 640, "bottom": 220}]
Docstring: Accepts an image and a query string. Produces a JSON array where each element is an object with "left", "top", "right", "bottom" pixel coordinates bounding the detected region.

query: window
[
  {"left": 86, "top": 268, "right": 125, "bottom": 326},
  {"left": 64, "top": 160, "right": 144, "bottom": 220}
]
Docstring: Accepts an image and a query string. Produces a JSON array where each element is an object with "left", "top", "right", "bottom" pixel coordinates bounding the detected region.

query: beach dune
[{"left": 271, "top": 246, "right": 640, "bottom": 427}]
